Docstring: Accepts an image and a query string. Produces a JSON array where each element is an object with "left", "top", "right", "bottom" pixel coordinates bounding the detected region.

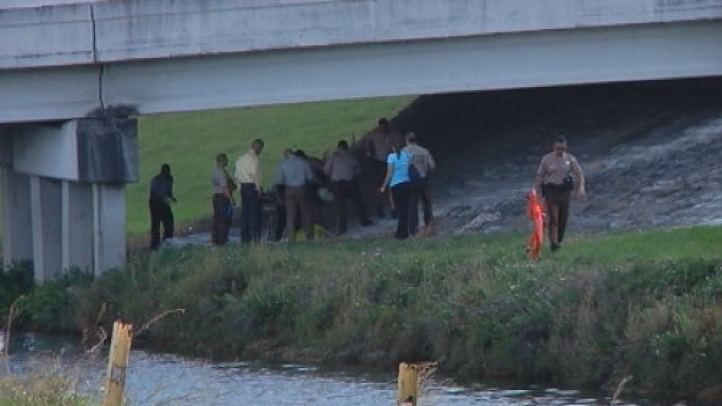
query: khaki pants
[{"left": 285, "top": 186, "right": 313, "bottom": 241}]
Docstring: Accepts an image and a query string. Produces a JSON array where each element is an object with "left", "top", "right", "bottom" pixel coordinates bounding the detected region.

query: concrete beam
[
  {"left": 2, "top": 0, "right": 722, "bottom": 69},
  {"left": 10, "top": 119, "right": 138, "bottom": 183},
  {"left": 1, "top": 20, "right": 721, "bottom": 124}
]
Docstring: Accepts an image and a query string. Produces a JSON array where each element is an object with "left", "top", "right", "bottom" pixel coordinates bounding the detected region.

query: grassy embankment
[
  {"left": 0, "top": 96, "right": 413, "bottom": 241},
  {"left": 3, "top": 226, "right": 722, "bottom": 403},
  {"left": 127, "top": 97, "right": 413, "bottom": 236}
]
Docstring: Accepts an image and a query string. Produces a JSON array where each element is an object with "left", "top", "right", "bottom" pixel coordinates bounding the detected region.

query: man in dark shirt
[
  {"left": 325, "top": 140, "right": 373, "bottom": 235},
  {"left": 149, "top": 163, "right": 177, "bottom": 250}
]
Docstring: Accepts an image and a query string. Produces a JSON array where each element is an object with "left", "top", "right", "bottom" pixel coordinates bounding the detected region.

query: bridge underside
[{"left": 1, "top": 20, "right": 721, "bottom": 124}]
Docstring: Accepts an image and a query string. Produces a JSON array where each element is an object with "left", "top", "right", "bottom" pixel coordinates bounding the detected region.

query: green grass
[
  {"left": 129, "top": 96, "right": 413, "bottom": 236},
  {"left": 552, "top": 226, "right": 722, "bottom": 263},
  {"left": 6, "top": 226, "right": 722, "bottom": 402},
  {"left": 4, "top": 226, "right": 722, "bottom": 402},
  {"left": 0, "top": 372, "right": 96, "bottom": 406}
]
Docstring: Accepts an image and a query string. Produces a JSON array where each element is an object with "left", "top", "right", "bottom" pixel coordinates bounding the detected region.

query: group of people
[
  {"left": 148, "top": 118, "right": 586, "bottom": 254},
  {"left": 147, "top": 117, "right": 439, "bottom": 249}
]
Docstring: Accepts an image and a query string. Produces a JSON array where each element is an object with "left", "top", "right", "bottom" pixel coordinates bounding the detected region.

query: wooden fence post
[
  {"left": 397, "top": 362, "right": 419, "bottom": 406},
  {"left": 103, "top": 321, "right": 133, "bottom": 406}
]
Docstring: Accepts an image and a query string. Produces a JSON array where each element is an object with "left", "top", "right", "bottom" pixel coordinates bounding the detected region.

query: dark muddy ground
[{"left": 374, "top": 78, "right": 722, "bottom": 238}]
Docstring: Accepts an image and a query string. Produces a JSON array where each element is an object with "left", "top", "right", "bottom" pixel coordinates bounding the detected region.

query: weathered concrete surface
[
  {"left": 1, "top": 0, "right": 721, "bottom": 124},
  {"left": 2, "top": 0, "right": 722, "bottom": 69},
  {"left": 5, "top": 118, "right": 137, "bottom": 183}
]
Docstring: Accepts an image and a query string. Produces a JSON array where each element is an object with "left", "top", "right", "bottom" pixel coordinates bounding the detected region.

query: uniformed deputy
[{"left": 534, "top": 135, "right": 586, "bottom": 252}]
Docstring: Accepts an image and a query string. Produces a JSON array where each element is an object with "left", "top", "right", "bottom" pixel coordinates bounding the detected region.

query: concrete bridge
[{"left": 1, "top": 0, "right": 721, "bottom": 281}]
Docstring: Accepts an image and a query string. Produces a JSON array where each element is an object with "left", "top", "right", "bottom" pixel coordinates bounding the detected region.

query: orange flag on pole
[{"left": 526, "top": 189, "right": 545, "bottom": 259}]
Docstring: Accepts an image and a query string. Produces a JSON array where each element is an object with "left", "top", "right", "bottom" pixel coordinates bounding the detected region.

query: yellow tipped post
[
  {"left": 103, "top": 321, "right": 133, "bottom": 406},
  {"left": 397, "top": 362, "right": 419, "bottom": 406}
]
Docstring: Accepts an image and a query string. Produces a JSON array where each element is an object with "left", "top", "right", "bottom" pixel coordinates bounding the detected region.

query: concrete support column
[
  {"left": 1, "top": 116, "right": 137, "bottom": 282},
  {"left": 30, "top": 176, "right": 63, "bottom": 282},
  {"left": 93, "top": 183, "right": 126, "bottom": 275},
  {"left": 1, "top": 167, "right": 33, "bottom": 269}
]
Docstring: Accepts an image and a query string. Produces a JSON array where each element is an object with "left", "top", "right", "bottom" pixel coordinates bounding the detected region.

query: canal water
[{"left": 1, "top": 332, "right": 644, "bottom": 406}]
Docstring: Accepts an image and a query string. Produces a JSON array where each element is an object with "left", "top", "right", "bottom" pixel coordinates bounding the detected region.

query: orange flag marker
[{"left": 526, "top": 189, "right": 545, "bottom": 259}]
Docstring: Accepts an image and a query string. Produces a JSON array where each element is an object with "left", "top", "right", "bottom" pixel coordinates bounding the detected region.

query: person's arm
[
  {"left": 534, "top": 159, "right": 546, "bottom": 194},
  {"left": 234, "top": 156, "right": 244, "bottom": 184},
  {"left": 571, "top": 157, "right": 586, "bottom": 197},
  {"left": 217, "top": 171, "right": 232, "bottom": 201},
  {"left": 168, "top": 178, "right": 177, "bottom": 203},
  {"left": 252, "top": 157, "right": 263, "bottom": 193},
  {"left": 427, "top": 151, "right": 436, "bottom": 172},
  {"left": 379, "top": 158, "right": 394, "bottom": 193}
]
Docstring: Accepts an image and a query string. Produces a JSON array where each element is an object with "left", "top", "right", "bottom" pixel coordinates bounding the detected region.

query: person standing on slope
[{"left": 534, "top": 135, "right": 586, "bottom": 252}]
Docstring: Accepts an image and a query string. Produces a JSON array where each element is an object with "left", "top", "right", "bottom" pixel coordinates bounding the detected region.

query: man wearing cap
[
  {"left": 534, "top": 135, "right": 586, "bottom": 252},
  {"left": 235, "top": 139, "right": 265, "bottom": 243},
  {"left": 403, "top": 132, "right": 436, "bottom": 236}
]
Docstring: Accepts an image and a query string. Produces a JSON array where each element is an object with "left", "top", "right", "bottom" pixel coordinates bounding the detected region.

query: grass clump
[
  {"left": 6, "top": 226, "right": 722, "bottom": 402},
  {"left": 0, "top": 371, "right": 96, "bottom": 406}
]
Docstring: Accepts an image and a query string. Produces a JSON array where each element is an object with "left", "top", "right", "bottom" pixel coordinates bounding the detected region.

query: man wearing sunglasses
[{"left": 534, "top": 135, "right": 586, "bottom": 252}]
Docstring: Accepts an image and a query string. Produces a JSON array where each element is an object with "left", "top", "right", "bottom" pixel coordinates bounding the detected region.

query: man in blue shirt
[{"left": 276, "top": 150, "right": 315, "bottom": 241}]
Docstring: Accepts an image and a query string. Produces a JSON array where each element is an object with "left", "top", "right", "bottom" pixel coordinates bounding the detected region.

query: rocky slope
[{"left": 381, "top": 78, "right": 722, "bottom": 237}]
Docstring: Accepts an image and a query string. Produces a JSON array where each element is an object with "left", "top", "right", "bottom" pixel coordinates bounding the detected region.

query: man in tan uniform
[{"left": 534, "top": 136, "right": 586, "bottom": 252}]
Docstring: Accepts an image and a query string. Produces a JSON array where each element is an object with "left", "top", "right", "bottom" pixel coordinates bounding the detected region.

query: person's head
[
  {"left": 294, "top": 149, "right": 307, "bottom": 159},
  {"left": 282, "top": 148, "right": 293, "bottom": 159},
  {"left": 216, "top": 153, "right": 228, "bottom": 168},
  {"left": 160, "top": 163, "right": 171, "bottom": 176},
  {"left": 553, "top": 135, "right": 568, "bottom": 156},
  {"left": 337, "top": 140, "right": 349, "bottom": 151},
  {"left": 405, "top": 132, "right": 418, "bottom": 145},
  {"left": 378, "top": 117, "right": 389, "bottom": 133},
  {"left": 251, "top": 139, "right": 265, "bottom": 155}
]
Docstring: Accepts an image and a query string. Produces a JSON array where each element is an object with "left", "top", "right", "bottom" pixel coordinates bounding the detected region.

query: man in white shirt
[{"left": 235, "top": 139, "right": 265, "bottom": 243}]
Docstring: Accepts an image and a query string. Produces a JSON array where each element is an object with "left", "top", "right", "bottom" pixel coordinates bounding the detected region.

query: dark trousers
[
  {"left": 332, "top": 179, "right": 369, "bottom": 235},
  {"left": 408, "top": 178, "right": 434, "bottom": 235},
  {"left": 211, "top": 193, "right": 232, "bottom": 245},
  {"left": 370, "top": 159, "right": 389, "bottom": 217},
  {"left": 285, "top": 186, "right": 313, "bottom": 241},
  {"left": 544, "top": 189, "right": 571, "bottom": 245},
  {"left": 149, "top": 198, "right": 174, "bottom": 250},
  {"left": 391, "top": 182, "right": 410, "bottom": 240},
  {"left": 240, "top": 183, "right": 262, "bottom": 243}
]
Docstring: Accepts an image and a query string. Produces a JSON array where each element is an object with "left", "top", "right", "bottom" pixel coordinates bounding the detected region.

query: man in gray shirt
[
  {"left": 403, "top": 132, "right": 437, "bottom": 236},
  {"left": 211, "top": 153, "right": 236, "bottom": 245},
  {"left": 276, "top": 150, "right": 315, "bottom": 241}
]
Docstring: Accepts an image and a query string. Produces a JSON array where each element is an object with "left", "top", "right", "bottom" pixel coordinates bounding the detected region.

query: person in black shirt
[{"left": 149, "top": 163, "right": 177, "bottom": 250}]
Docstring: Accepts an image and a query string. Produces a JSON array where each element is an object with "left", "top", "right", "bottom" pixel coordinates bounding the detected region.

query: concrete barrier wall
[{"left": 1, "top": 0, "right": 721, "bottom": 70}]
